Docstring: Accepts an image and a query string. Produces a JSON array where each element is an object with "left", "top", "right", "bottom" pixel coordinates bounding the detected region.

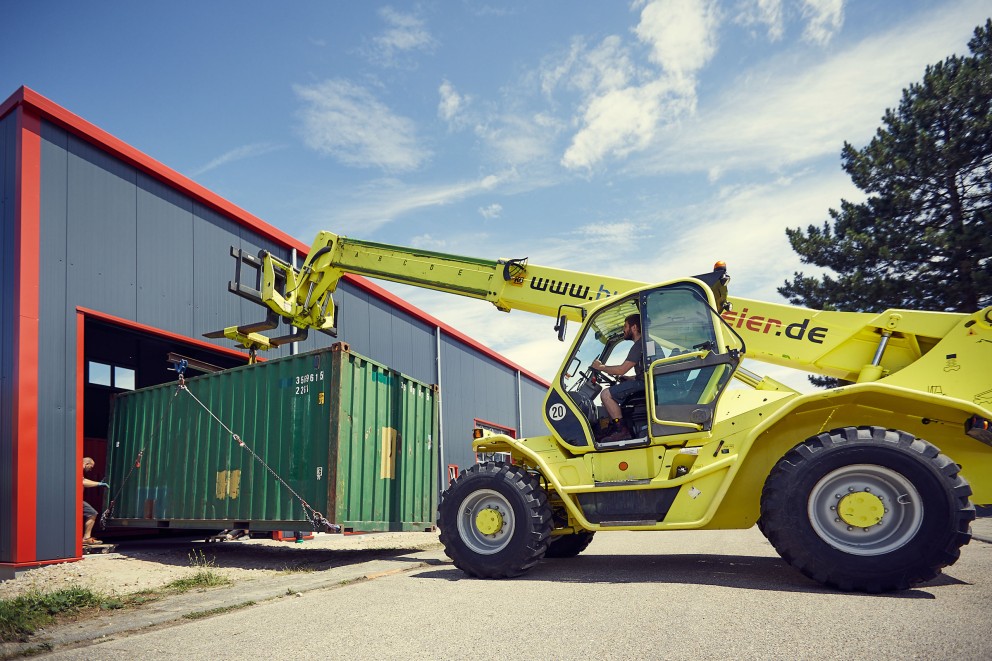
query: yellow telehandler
[{"left": 217, "top": 231, "right": 991, "bottom": 592}]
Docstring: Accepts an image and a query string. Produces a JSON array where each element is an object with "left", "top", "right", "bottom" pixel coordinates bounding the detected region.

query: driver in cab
[{"left": 591, "top": 313, "right": 643, "bottom": 442}]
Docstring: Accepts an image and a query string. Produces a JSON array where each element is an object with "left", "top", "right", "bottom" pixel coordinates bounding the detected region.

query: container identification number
[{"left": 295, "top": 371, "right": 325, "bottom": 395}]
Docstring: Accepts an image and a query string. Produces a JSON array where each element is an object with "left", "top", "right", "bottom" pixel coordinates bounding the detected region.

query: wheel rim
[
  {"left": 807, "top": 464, "right": 924, "bottom": 556},
  {"left": 456, "top": 489, "right": 516, "bottom": 555}
]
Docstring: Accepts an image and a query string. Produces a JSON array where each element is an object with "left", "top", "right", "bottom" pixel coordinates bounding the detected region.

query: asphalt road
[{"left": 44, "top": 522, "right": 992, "bottom": 660}]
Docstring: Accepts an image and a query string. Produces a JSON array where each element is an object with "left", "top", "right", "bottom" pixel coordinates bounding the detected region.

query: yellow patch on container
[
  {"left": 380, "top": 427, "right": 397, "bottom": 479},
  {"left": 215, "top": 470, "right": 242, "bottom": 499}
]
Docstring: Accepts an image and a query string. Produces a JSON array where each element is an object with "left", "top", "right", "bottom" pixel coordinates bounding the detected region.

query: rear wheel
[
  {"left": 438, "top": 462, "right": 552, "bottom": 578},
  {"left": 545, "top": 531, "right": 596, "bottom": 558},
  {"left": 760, "top": 426, "right": 974, "bottom": 592}
]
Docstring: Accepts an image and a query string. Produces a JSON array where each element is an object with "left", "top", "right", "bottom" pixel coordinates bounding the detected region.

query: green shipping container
[{"left": 105, "top": 343, "right": 438, "bottom": 533}]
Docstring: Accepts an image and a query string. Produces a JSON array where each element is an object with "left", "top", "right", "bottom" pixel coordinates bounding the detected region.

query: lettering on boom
[
  {"left": 530, "top": 277, "right": 617, "bottom": 301},
  {"left": 722, "top": 308, "right": 828, "bottom": 344}
]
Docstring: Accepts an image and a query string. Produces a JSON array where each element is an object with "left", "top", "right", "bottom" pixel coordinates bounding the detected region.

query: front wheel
[
  {"left": 438, "top": 462, "right": 552, "bottom": 578},
  {"left": 760, "top": 426, "right": 974, "bottom": 592}
]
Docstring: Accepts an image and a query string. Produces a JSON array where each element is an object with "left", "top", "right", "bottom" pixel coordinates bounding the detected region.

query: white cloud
[
  {"left": 634, "top": 0, "right": 720, "bottom": 76},
  {"left": 637, "top": 1, "right": 989, "bottom": 176},
  {"left": 294, "top": 79, "right": 428, "bottom": 173},
  {"left": 190, "top": 142, "right": 284, "bottom": 177},
  {"left": 801, "top": 0, "right": 845, "bottom": 45},
  {"left": 371, "top": 6, "right": 436, "bottom": 64},
  {"left": 541, "top": 38, "right": 585, "bottom": 98},
  {"left": 479, "top": 203, "right": 502, "bottom": 219},
  {"left": 563, "top": 86, "right": 659, "bottom": 168},
  {"left": 735, "top": 0, "right": 785, "bottom": 41},
  {"left": 476, "top": 113, "right": 564, "bottom": 166},
  {"left": 734, "top": 0, "right": 843, "bottom": 44},
  {"left": 569, "top": 35, "right": 636, "bottom": 94},
  {"left": 560, "top": 0, "right": 718, "bottom": 170},
  {"left": 438, "top": 79, "right": 468, "bottom": 125},
  {"left": 306, "top": 170, "right": 518, "bottom": 235}
]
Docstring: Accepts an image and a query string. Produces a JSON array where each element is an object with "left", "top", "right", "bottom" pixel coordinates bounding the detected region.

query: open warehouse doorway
[{"left": 77, "top": 310, "right": 252, "bottom": 543}]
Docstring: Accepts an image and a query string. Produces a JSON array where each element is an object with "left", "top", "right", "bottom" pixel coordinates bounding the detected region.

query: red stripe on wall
[
  {"left": 12, "top": 106, "right": 41, "bottom": 563},
  {"left": 75, "top": 312, "right": 85, "bottom": 559}
]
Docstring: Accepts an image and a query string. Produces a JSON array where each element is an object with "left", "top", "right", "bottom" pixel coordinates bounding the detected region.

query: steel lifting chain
[{"left": 176, "top": 376, "right": 341, "bottom": 534}]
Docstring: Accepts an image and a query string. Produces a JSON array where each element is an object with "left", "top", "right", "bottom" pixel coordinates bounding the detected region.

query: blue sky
[{"left": 3, "top": 0, "right": 989, "bottom": 385}]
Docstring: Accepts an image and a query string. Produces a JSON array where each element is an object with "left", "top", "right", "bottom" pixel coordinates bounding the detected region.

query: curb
[{"left": 1, "top": 549, "right": 448, "bottom": 658}]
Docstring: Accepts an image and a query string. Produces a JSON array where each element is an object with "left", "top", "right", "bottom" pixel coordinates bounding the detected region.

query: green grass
[
  {"left": 163, "top": 571, "right": 231, "bottom": 592},
  {"left": 0, "top": 587, "right": 107, "bottom": 643},
  {"left": 0, "top": 550, "right": 235, "bottom": 645},
  {"left": 162, "top": 550, "right": 232, "bottom": 593}
]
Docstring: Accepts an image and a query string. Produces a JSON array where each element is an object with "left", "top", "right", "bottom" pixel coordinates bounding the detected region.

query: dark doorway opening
[{"left": 82, "top": 317, "right": 248, "bottom": 538}]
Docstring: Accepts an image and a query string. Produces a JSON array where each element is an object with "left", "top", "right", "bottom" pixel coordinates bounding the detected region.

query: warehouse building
[{"left": 0, "top": 86, "right": 549, "bottom": 575}]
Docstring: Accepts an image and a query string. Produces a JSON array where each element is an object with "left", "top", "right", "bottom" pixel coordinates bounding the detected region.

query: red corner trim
[{"left": 12, "top": 105, "right": 40, "bottom": 563}]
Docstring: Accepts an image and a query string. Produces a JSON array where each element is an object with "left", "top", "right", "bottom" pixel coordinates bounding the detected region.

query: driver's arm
[{"left": 591, "top": 358, "right": 635, "bottom": 377}]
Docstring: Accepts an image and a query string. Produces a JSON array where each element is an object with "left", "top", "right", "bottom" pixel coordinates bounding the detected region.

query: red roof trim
[{"left": 2, "top": 86, "right": 549, "bottom": 389}]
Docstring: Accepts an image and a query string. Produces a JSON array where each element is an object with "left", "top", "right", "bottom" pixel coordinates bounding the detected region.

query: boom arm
[
  {"left": 248, "top": 231, "right": 656, "bottom": 330},
  {"left": 721, "top": 296, "right": 973, "bottom": 383},
  {"left": 222, "top": 230, "right": 987, "bottom": 389}
]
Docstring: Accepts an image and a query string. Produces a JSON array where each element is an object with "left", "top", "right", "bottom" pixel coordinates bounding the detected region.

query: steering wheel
[{"left": 589, "top": 367, "right": 619, "bottom": 386}]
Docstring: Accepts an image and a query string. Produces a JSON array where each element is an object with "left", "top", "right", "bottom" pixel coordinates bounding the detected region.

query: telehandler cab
[{"left": 217, "top": 231, "right": 991, "bottom": 592}]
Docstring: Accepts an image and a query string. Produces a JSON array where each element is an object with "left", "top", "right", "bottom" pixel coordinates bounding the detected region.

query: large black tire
[
  {"left": 438, "top": 462, "right": 552, "bottom": 578},
  {"left": 544, "top": 531, "right": 596, "bottom": 558},
  {"left": 760, "top": 426, "right": 975, "bottom": 592}
]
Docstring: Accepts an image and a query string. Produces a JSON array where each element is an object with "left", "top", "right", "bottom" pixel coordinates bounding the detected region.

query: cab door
[{"left": 639, "top": 282, "right": 740, "bottom": 440}]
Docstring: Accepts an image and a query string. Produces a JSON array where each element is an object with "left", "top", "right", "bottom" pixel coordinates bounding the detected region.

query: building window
[
  {"left": 115, "top": 366, "right": 136, "bottom": 390},
  {"left": 88, "top": 361, "right": 136, "bottom": 391},
  {"left": 88, "top": 361, "right": 112, "bottom": 387}
]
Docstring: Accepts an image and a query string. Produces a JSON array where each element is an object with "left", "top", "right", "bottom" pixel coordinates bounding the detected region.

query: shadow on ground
[
  {"left": 412, "top": 552, "right": 966, "bottom": 599},
  {"left": 109, "top": 537, "right": 436, "bottom": 573}
]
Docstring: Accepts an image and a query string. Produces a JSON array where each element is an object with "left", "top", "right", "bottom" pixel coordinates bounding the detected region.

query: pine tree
[{"left": 780, "top": 20, "right": 992, "bottom": 315}]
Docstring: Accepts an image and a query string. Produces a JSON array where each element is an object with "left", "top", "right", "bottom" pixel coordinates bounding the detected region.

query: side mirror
[{"left": 553, "top": 305, "right": 585, "bottom": 342}]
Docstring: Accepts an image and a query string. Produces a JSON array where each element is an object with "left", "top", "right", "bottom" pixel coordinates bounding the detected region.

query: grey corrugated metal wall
[
  {"left": 439, "top": 336, "right": 520, "bottom": 468},
  {"left": 520, "top": 378, "right": 548, "bottom": 438},
  {"left": 36, "top": 122, "right": 307, "bottom": 561},
  {"left": 30, "top": 118, "right": 549, "bottom": 562},
  {"left": 336, "top": 286, "right": 436, "bottom": 384},
  {"left": 0, "top": 112, "right": 14, "bottom": 562}
]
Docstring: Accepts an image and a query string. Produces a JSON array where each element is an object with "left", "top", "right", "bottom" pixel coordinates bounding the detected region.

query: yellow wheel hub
[
  {"left": 837, "top": 491, "right": 885, "bottom": 527},
  {"left": 475, "top": 508, "right": 504, "bottom": 536}
]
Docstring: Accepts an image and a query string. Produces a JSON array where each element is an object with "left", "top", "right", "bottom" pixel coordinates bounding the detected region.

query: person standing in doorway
[{"left": 81, "top": 457, "right": 108, "bottom": 545}]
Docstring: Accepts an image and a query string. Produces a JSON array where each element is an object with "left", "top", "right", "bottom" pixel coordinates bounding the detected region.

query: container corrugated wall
[{"left": 106, "top": 344, "right": 437, "bottom": 533}]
